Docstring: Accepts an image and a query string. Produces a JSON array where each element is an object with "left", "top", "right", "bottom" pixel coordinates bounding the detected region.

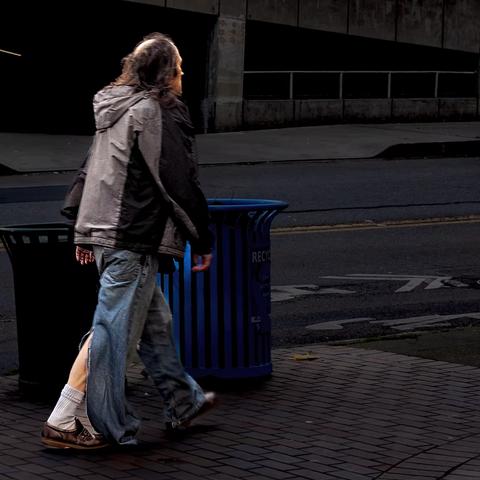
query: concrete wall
[
  {"left": 396, "top": 0, "right": 443, "bottom": 48},
  {"left": 123, "top": 0, "right": 220, "bottom": 14},
  {"left": 122, "top": 0, "right": 480, "bottom": 53},
  {"left": 214, "top": 102, "right": 245, "bottom": 130},
  {"left": 298, "top": 0, "right": 348, "bottom": 33},
  {"left": 220, "top": 0, "right": 246, "bottom": 18},
  {"left": 444, "top": 0, "right": 480, "bottom": 53},
  {"left": 122, "top": 0, "right": 166, "bottom": 6},
  {"left": 439, "top": 98, "right": 478, "bottom": 119},
  {"left": 247, "top": 0, "right": 297, "bottom": 26},
  {"left": 392, "top": 99, "right": 439, "bottom": 120},
  {"left": 166, "top": 0, "right": 218, "bottom": 14},
  {"left": 348, "top": 0, "right": 396, "bottom": 41},
  {"left": 246, "top": 0, "right": 480, "bottom": 53},
  {"left": 243, "top": 100, "right": 294, "bottom": 128},
  {"left": 242, "top": 97, "right": 478, "bottom": 129},
  {"left": 243, "top": 0, "right": 480, "bottom": 53},
  {"left": 344, "top": 99, "right": 391, "bottom": 121},
  {"left": 295, "top": 100, "right": 343, "bottom": 123}
]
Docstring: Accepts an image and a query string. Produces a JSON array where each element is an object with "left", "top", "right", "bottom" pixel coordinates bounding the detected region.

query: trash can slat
[
  {"left": 209, "top": 227, "right": 220, "bottom": 370},
  {"left": 221, "top": 223, "right": 233, "bottom": 370},
  {"left": 234, "top": 219, "right": 246, "bottom": 368},
  {"left": 182, "top": 249, "right": 193, "bottom": 369},
  {"left": 195, "top": 269, "right": 206, "bottom": 369}
]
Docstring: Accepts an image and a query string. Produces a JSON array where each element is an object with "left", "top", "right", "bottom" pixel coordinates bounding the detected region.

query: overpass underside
[{"left": 1, "top": 0, "right": 479, "bottom": 133}]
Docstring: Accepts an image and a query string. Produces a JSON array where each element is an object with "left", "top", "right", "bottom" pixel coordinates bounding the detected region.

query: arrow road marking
[
  {"left": 306, "top": 312, "right": 480, "bottom": 332},
  {"left": 271, "top": 285, "right": 355, "bottom": 302},
  {"left": 306, "top": 317, "right": 375, "bottom": 331},
  {"left": 395, "top": 278, "right": 426, "bottom": 292},
  {"left": 323, "top": 274, "right": 452, "bottom": 292},
  {"left": 272, "top": 274, "right": 471, "bottom": 303}
]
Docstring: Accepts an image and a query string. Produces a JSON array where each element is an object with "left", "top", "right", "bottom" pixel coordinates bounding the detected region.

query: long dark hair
[{"left": 112, "top": 32, "right": 180, "bottom": 107}]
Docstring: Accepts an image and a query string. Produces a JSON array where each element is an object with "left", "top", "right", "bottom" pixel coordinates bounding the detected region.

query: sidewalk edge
[
  {"left": 376, "top": 140, "right": 480, "bottom": 159},
  {"left": 1, "top": 140, "right": 479, "bottom": 175}
]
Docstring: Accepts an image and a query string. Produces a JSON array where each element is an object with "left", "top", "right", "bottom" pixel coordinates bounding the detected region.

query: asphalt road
[
  {"left": 270, "top": 220, "right": 480, "bottom": 347},
  {"left": 2, "top": 156, "right": 480, "bottom": 226},
  {"left": 1, "top": 156, "right": 480, "bottom": 373}
]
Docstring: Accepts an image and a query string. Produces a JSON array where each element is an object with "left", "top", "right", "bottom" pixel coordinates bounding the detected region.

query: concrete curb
[
  {"left": 0, "top": 140, "right": 479, "bottom": 176},
  {"left": 0, "top": 164, "right": 18, "bottom": 176},
  {"left": 377, "top": 140, "right": 480, "bottom": 159}
]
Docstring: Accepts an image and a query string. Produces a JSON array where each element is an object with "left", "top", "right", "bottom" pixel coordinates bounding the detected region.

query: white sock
[
  {"left": 47, "top": 384, "right": 84, "bottom": 431},
  {"left": 77, "top": 399, "right": 100, "bottom": 435}
]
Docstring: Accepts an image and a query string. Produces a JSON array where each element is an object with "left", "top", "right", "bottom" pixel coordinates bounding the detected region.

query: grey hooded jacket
[{"left": 64, "top": 85, "right": 212, "bottom": 257}]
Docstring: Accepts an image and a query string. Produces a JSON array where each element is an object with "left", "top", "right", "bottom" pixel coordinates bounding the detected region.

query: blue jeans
[{"left": 85, "top": 247, "right": 206, "bottom": 445}]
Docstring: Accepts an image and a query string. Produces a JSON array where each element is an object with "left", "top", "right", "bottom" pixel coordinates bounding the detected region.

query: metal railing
[{"left": 243, "top": 70, "right": 478, "bottom": 100}]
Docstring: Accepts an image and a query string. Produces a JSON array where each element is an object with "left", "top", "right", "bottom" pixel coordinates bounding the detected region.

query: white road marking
[
  {"left": 306, "top": 318, "right": 375, "bottom": 331},
  {"left": 395, "top": 278, "right": 427, "bottom": 293},
  {"left": 272, "top": 274, "right": 470, "bottom": 303},
  {"left": 424, "top": 278, "right": 452, "bottom": 290},
  {"left": 322, "top": 274, "right": 452, "bottom": 292},
  {"left": 306, "top": 312, "right": 480, "bottom": 332},
  {"left": 271, "top": 285, "right": 317, "bottom": 302},
  {"left": 271, "top": 285, "right": 355, "bottom": 302},
  {"left": 0, "top": 48, "right": 22, "bottom": 57},
  {"left": 370, "top": 315, "right": 451, "bottom": 331}
]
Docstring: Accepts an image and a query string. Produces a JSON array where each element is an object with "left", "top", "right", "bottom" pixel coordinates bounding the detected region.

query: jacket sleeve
[{"left": 60, "top": 144, "right": 92, "bottom": 221}]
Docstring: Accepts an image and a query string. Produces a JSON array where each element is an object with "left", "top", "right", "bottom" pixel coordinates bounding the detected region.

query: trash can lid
[
  {"left": 207, "top": 198, "right": 288, "bottom": 212},
  {"left": 0, "top": 222, "right": 71, "bottom": 233}
]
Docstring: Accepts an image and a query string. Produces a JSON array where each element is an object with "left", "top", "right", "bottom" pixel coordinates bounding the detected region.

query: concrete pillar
[{"left": 208, "top": 2, "right": 246, "bottom": 131}]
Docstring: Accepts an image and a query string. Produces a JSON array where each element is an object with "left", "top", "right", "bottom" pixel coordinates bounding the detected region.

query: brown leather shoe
[{"left": 41, "top": 418, "right": 110, "bottom": 450}]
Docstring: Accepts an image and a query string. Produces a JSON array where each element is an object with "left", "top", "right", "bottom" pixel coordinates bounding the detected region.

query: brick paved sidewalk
[{"left": 1, "top": 344, "right": 480, "bottom": 480}]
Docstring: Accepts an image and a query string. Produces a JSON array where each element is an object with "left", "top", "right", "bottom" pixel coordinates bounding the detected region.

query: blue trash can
[{"left": 158, "top": 198, "right": 288, "bottom": 379}]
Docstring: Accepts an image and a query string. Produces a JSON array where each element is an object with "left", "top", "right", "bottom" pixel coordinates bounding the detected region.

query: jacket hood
[{"left": 93, "top": 86, "right": 147, "bottom": 130}]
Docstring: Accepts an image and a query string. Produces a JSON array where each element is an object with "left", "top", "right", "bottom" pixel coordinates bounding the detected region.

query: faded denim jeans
[{"left": 85, "top": 246, "right": 206, "bottom": 445}]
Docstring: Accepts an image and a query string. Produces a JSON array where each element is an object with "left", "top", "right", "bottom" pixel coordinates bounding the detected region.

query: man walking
[{"left": 41, "top": 32, "right": 216, "bottom": 449}]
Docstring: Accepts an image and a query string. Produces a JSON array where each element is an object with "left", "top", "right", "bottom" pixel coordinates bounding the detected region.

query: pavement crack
[
  {"left": 284, "top": 200, "right": 480, "bottom": 214},
  {"left": 438, "top": 451, "right": 480, "bottom": 479},
  {"left": 374, "top": 433, "right": 480, "bottom": 479}
]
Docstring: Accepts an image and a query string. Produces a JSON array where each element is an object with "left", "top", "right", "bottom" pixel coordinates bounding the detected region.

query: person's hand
[
  {"left": 192, "top": 253, "right": 212, "bottom": 272},
  {"left": 75, "top": 246, "right": 95, "bottom": 265}
]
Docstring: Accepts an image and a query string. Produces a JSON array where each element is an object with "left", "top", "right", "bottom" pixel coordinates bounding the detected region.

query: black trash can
[
  {"left": 158, "top": 198, "right": 288, "bottom": 379},
  {"left": 0, "top": 223, "right": 98, "bottom": 400}
]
